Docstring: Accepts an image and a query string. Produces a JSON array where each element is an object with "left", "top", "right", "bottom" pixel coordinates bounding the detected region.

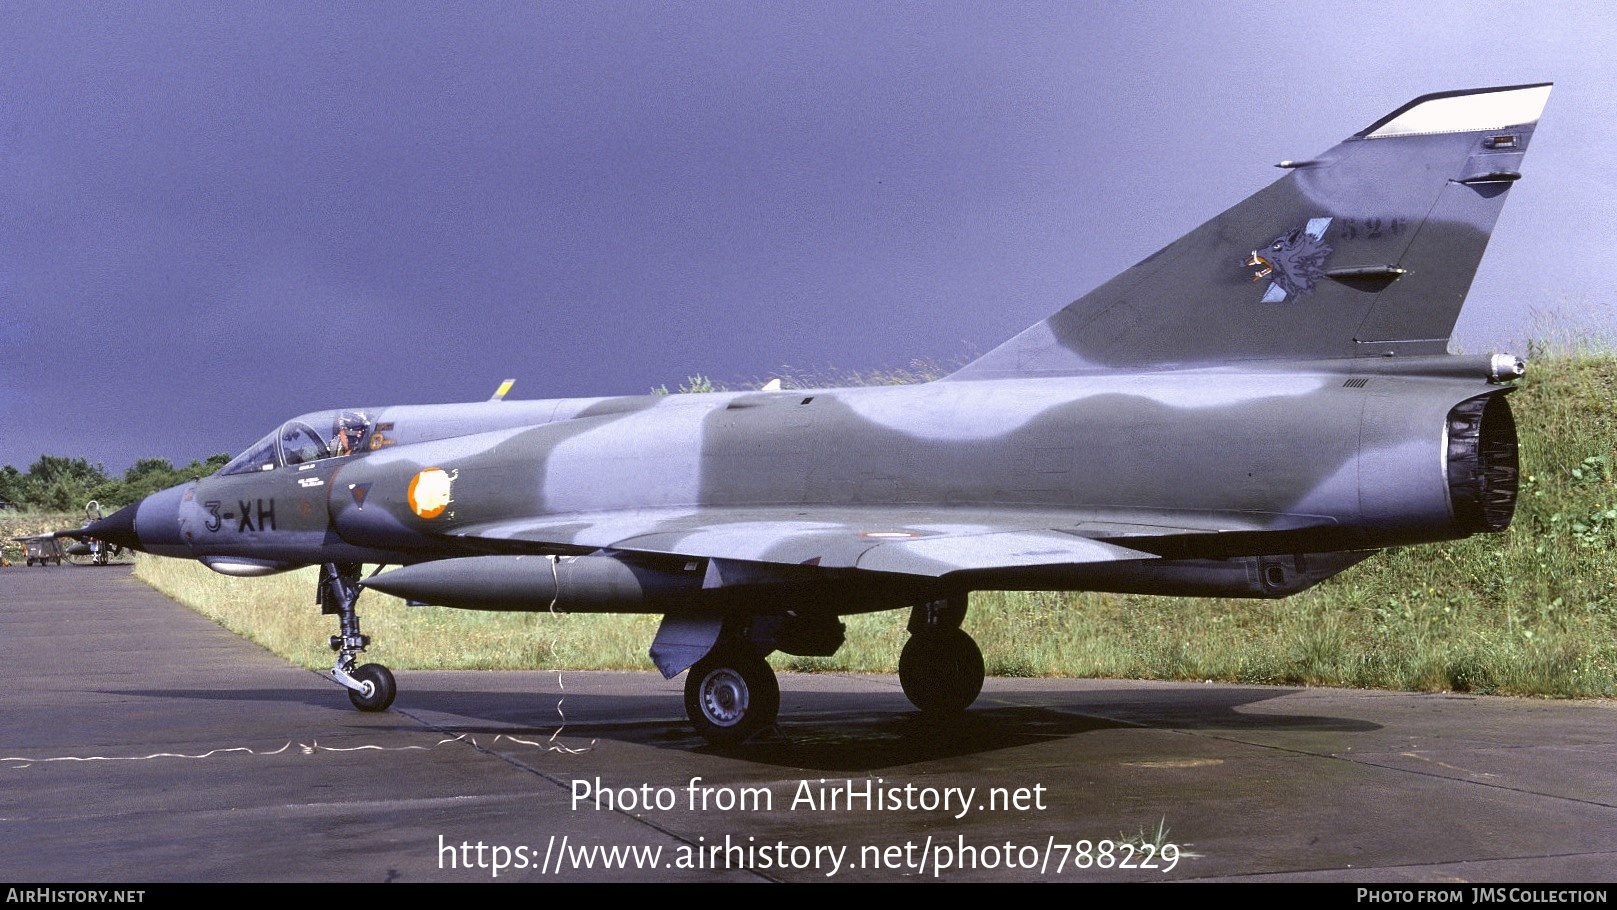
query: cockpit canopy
[{"left": 220, "top": 409, "right": 377, "bottom": 476}]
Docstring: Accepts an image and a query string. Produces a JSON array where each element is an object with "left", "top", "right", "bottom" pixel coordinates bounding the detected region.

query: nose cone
[
  {"left": 76, "top": 502, "right": 142, "bottom": 550},
  {"left": 65, "top": 483, "right": 192, "bottom": 556}
]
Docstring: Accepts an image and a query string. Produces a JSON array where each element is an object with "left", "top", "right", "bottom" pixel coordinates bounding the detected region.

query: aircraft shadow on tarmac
[{"left": 107, "top": 681, "right": 1382, "bottom": 772}]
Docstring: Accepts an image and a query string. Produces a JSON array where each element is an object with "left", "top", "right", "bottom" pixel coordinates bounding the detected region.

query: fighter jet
[{"left": 72, "top": 84, "right": 1548, "bottom": 744}]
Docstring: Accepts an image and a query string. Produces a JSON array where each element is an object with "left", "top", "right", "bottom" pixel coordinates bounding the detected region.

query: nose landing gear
[{"left": 320, "top": 562, "right": 396, "bottom": 712}]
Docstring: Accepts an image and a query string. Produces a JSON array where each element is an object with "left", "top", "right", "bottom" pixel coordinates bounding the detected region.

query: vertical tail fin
[{"left": 951, "top": 84, "right": 1551, "bottom": 379}]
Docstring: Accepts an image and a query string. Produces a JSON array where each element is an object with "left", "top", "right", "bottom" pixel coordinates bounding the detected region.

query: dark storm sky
[{"left": 3, "top": 2, "right": 1614, "bottom": 472}]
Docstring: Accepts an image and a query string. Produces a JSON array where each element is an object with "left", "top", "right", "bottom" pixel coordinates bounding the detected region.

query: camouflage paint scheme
[{"left": 76, "top": 85, "right": 1548, "bottom": 744}]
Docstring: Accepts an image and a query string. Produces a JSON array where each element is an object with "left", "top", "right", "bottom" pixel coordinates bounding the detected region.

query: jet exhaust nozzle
[{"left": 1447, "top": 393, "right": 1519, "bottom": 534}]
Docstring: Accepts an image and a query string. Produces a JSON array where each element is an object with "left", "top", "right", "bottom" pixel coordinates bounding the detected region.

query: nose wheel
[{"left": 346, "top": 662, "right": 397, "bottom": 712}]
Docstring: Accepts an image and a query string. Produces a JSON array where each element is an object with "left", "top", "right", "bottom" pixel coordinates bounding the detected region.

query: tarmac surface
[{"left": 1, "top": 565, "right": 1613, "bottom": 883}]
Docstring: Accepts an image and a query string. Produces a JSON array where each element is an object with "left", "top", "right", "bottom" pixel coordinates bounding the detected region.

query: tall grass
[{"left": 133, "top": 352, "right": 1617, "bottom": 696}]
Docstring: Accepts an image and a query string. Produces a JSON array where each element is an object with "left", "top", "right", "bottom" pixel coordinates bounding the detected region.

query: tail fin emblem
[{"left": 1248, "top": 217, "right": 1333, "bottom": 303}]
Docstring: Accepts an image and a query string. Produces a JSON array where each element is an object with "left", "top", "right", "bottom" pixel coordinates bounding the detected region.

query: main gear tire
[
  {"left": 899, "top": 627, "right": 985, "bottom": 715},
  {"left": 684, "top": 649, "right": 779, "bottom": 746}
]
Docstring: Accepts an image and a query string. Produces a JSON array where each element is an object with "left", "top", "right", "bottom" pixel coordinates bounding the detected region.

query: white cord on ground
[
  {"left": 536, "top": 555, "right": 596, "bottom": 753},
  {"left": 1, "top": 730, "right": 598, "bottom": 767}
]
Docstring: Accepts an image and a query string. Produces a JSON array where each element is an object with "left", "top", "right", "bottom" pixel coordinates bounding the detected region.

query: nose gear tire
[{"left": 347, "top": 663, "right": 397, "bottom": 712}]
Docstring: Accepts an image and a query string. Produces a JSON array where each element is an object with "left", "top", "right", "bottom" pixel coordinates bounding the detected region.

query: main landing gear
[
  {"left": 672, "top": 611, "right": 843, "bottom": 747},
  {"left": 320, "top": 562, "right": 396, "bottom": 712},
  {"left": 684, "top": 645, "right": 780, "bottom": 747},
  {"left": 899, "top": 596, "right": 985, "bottom": 716},
  {"left": 678, "top": 596, "right": 985, "bottom": 746}
]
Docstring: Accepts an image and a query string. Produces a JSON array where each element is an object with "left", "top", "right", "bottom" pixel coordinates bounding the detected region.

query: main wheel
[
  {"left": 684, "top": 648, "right": 779, "bottom": 746},
  {"left": 899, "top": 627, "right": 985, "bottom": 715},
  {"left": 347, "top": 663, "right": 397, "bottom": 712}
]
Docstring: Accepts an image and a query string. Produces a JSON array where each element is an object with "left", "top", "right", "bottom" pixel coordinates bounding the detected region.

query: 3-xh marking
[{"left": 71, "top": 84, "right": 1548, "bottom": 745}]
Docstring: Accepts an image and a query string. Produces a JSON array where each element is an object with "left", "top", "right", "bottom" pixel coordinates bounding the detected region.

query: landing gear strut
[
  {"left": 320, "top": 562, "right": 396, "bottom": 712},
  {"left": 899, "top": 595, "right": 984, "bottom": 715}
]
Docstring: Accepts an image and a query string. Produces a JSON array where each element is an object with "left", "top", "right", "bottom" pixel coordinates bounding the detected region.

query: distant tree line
[{"left": 0, "top": 454, "right": 231, "bottom": 513}]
